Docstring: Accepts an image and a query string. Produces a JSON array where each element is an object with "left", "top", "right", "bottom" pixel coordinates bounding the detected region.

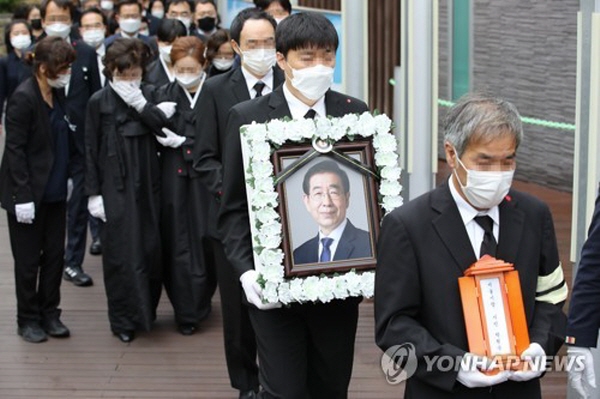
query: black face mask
[
  {"left": 197, "top": 16, "right": 216, "bottom": 32},
  {"left": 30, "top": 18, "right": 42, "bottom": 30}
]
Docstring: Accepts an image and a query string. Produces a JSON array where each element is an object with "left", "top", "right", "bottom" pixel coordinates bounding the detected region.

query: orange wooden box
[{"left": 458, "top": 255, "right": 530, "bottom": 371}]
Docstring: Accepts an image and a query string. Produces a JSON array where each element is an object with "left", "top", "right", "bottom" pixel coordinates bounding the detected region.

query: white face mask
[
  {"left": 159, "top": 45, "right": 172, "bottom": 63},
  {"left": 119, "top": 18, "right": 141, "bottom": 34},
  {"left": 241, "top": 48, "right": 276, "bottom": 76},
  {"left": 44, "top": 23, "right": 71, "bottom": 39},
  {"left": 82, "top": 29, "right": 105, "bottom": 48},
  {"left": 289, "top": 64, "right": 334, "bottom": 101},
  {"left": 212, "top": 57, "right": 234, "bottom": 71},
  {"left": 453, "top": 152, "right": 515, "bottom": 209},
  {"left": 111, "top": 78, "right": 142, "bottom": 90},
  {"left": 10, "top": 34, "right": 32, "bottom": 50},
  {"left": 100, "top": 0, "right": 114, "bottom": 10},
  {"left": 47, "top": 73, "right": 71, "bottom": 88},
  {"left": 175, "top": 72, "right": 203, "bottom": 89},
  {"left": 177, "top": 17, "right": 191, "bottom": 30},
  {"left": 151, "top": 9, "right": 164, "bottom": 19}
]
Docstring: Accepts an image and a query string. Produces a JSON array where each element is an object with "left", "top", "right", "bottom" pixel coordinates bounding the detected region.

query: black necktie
[
  {"left": 304, "top": 109, "right": 316, "bottom": 119},
  {"left": 474, "top": 215, "right": 497, "bottom": 257},
  {"left": 253, "top": 81, "right": 265, "bottom": 98}
]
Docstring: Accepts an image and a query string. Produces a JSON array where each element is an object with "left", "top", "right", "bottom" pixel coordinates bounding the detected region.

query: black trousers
[
  {"left": 65, "top": 167, "right": 88, "bottom": 269},
  {"left": 250, "top": 298, "right": 360, "bottom": 399},
  {"left": 208, "top": 237, "right": 259, "bottom": 392},
  {"left": 7, "top": 201, "right": 67, "bottom": 326}
]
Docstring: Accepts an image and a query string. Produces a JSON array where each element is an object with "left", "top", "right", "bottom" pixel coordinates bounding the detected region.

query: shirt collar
[
  {"left": 97, "top": 43, "right": 105, "bottom": 56},
  {"left": 319, "top": 218, "right": 347, "bottom": 242},
  {"left": 448, "top": 175, "right": 499, "bottom": 226},
  {"left": 282, "top": 82, "right": 326, "bottom": 120},
  {"left": 241, "top": 65, "right": 274, "bottom": 95}
]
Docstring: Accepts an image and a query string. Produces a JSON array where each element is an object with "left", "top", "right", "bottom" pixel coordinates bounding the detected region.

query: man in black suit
[
  {"left": 293, "top": 160, "right": 372, "bottom": 265},
  {"left": 41, "top": 0, "right": 102, "bottom": 286},
  {"left": 104, "top": 0, "right": 158, "bottom": 57},
  {"left": 192, "top": 8, "right": 283, "bottom": 399},
  {"left": 218, "top": 12, "right": 368, "bottom": 398},
  {"left": 375, "top": 94, "right": 568, "bottom": 399}
]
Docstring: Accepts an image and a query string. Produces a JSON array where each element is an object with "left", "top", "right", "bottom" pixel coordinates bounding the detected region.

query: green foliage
[{"left": 0, "top": 0, "right": 20, "bottom": 13}]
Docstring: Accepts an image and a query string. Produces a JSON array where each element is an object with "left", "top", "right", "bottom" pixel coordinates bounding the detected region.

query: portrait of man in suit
[{"left": 293, "top": 160, "right": 372, "bottom": 265}]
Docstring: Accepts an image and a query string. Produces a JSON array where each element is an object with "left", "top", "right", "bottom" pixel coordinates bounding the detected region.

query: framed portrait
[{"left": 240, "top": 112, "right": 402, "bottom": 304}]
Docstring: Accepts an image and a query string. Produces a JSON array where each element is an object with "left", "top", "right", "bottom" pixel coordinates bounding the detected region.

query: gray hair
[{"left": 443, "top": 93, "right": 523, "bottom": 157}]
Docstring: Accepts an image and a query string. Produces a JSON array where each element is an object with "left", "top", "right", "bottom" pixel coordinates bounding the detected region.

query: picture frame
[{"left": 240, "top": 111, "right": 402, "bottom": 304}]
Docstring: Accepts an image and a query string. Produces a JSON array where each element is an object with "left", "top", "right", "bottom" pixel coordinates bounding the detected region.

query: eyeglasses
[
  {"left": 309, "top": 189, "right": 344, "bottom": 203},
  {"left": 46, "top": 15, "right": 71, "bottom": 23}
]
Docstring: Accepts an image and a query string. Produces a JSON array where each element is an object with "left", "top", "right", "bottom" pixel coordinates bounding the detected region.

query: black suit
[
  {"left": 0, "top": 52, "right": 32, "bottom": 121},
  {"left": 144, "top": 59, "right": 171, "bottom": 87},
  {"left": 293, "top": 219, "right": 372, "bottom": 264},
  {"left": 375, "top": 180, "right": 567, "bottom": 399},
  {"left": 192, "top": 66, "right": 284, "bottom": 393},
  {"left": 219, "top": 87, "right": 368, "bottom": 398}
]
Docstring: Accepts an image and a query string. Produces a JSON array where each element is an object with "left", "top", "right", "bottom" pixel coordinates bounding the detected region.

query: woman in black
[
  {"left": 144, "top": 18, "right": 187, "bottom": 87},
  {"left": 85, "top": 38, "right": 173, "bottom": 343},
  {"left": 0, "top": 36, "right": 76, "bottom": 343},
  {"left": 204, "top": 28, "right": 234, "bottom": 78},
  {"left": 154, "top": 36, "right": 213, "bottom": 335}
]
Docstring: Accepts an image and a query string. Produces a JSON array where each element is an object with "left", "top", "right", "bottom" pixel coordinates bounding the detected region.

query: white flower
[
  {"left": 373, "top": 114, "right": 393, "bottom": 134},
  {"left": 289, "top": 278, "right": 306, "bottom": 302},
  {"left": 382, "top": 195, "right": 404, "bottom": 212},
  {"left": 372, "top": 133, "right": 397, "bottom": 152},
  {"left": 244, "top": 122, "right": 268, "bottom": 142},
  {"left": 380, "top": 180, "right": 403, "bottom": 197},
  {"left": 345, "top": 271, "right": 363, "bottom": 297},
  {"left": 355, "top": 112, "right": 376, "bottom": 137},
  {"left": 295, "top": 118, "right": 317, "bottom": 140},
  {"left": 257, "top": 232, "right": 282, "bottom": 250},
  {"left": 255, "top": 207, "right": 279, "bottom": 225},
  {"left": 277, "top": 282, "right": 293, "bottom": 304},
  {"left": 359, "top": 272, "right": 375, "bottom": 298},
  {"left": 251, "top": 160, "right": 273, "bottom": 180},
  {"left": 317, "top": 277, "right": 335, "bottom": 303},
  {"left": 380, "top": 165, "right": 402, "bottom": 181},
  {"left": 338, "top": 113, "right": 359, "bottom": 133},
  {"left": 375, "top": 151, "right": 398, "bottom": 167},
  {"left": 262, "top": 281, "right": 280, "bottom": 303},
  {"left": 260, "top": 220, "right": 281, "bottom": 238},
  {"left": 252, "top": 140, "right": 271, "bottom": 160},
  {"left": 251, "top": 190, "right": 278, "bottom": 209},
  {"left": 258, "top": 247, "right": 284, "bottom": 269},
  {"left": 332, "top": 277, "right": 349, "bottom": 299},
  {"left": 315, "top": 117, "right": 333, "bottom": 138},
  {"left": 303, "top": 276, "right": 321, "bottom": 302},
  {"left": 254, "top": 176, "right": 275, "bottom": 194}
]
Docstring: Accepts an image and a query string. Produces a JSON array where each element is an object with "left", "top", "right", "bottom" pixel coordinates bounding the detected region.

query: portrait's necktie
[
  {"left": 320, "top": 237, "right": 334, "bottom": 262},
  {"left": 474, "top": 215, "right": 497, "bottom": 257},
  {"left": 253, "top": 81, "right": 265, "bottom": 98},
  {"left": 304, "top": 109, "right": 316, "bottom": 119}
]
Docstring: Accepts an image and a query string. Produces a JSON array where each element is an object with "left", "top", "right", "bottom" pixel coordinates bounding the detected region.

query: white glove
[
  {"left": 110, "top": 81, "right": 147, "bottom": 112},
  {"left": 87, "top": 195, "right": 106, "bottom": 222},
  {"left": 239, "top": 270, "right": 282, "bottom": 310},
  {"left": 156, "top": 101, "right": 177, "bottom": 119},
  {"left": 568, "top": 346, "right": 596, "bottom": 398},
  {"left": 456, "top": 353, "right": 510, "bottom": 388},
  {"left": 156, "top": 127, "right": 186, "bottom": 148},
  {"left": 15, "top": 202, "right": 35, "bottom": 224},
  {"left": 509, "top": 342, "right": 546, "bottom": 382}
]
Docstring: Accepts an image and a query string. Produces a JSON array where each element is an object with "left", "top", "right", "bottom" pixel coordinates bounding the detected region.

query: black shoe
[
  {"left": 17, "top": 323, "right": 48, "bottom": 343},
  {"left": 113, "top": 331, "right": 135, "bottom": 343},
  {"left": 239, "top": 391, "right": 257, "bottom": 399},
  {"left": 178, "top": 323, "right": 196, "bottom": 336},
  {"left": 42, "top": 318, "right": 70, "bottom": 338},
  {"left": 89, "top": 238, "right": 102, "bottom": 255},
  {"left": 63, "top": 266, "right": 94, "bottom": 287}
]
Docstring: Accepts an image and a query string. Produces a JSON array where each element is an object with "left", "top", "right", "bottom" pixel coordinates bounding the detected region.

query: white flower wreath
[{"left": 240, "top": 111, "right": 403, "bottom": 304}]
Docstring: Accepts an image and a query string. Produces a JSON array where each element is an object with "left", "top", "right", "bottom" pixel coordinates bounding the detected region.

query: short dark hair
[
  {"left": 194, "top": 0, "right": 217, "bottom": 11},
  {"left": 147, "top": 0, "right": 165, "bottom": 14},
  {"left": 253, "top": 0, "right": 291, "bottom": 14},
  {"left": 205, "top": 28, "right": 230, "bottom": 62},
  {"left": 166, "top": 0, "right": 192, "bottom": 12},
  {"left": 79, "top": 7, "right": 108, "bottom": 26},
  {"left": 25, "top": 36, "right": 77, "bottom": 79},
  {"left": 302, "top": 160, "right": 350, "bottom": 195},
  {"left": 4, "top": 19, "right": 33, "bottom": 54},
  {"left": 40, "top": 0, "right": 75, "bottom": 20},
  {"left": 12, "top": 4, "right": 37, "bottom": 20},
  {"left": 276, "top": 12, "right": 338, "bottom": 57},
  {"left": 156, "top": 18, "right": 187, "bottom": 42},
  {"left": 103, "top": 37, "right": 152, "bottom": 80},
  {"left": 229, "top": 7, "right": 276, "bottom": 44},
  {"left": 115, "top": 0, "right": 142, "bottom": 15}
]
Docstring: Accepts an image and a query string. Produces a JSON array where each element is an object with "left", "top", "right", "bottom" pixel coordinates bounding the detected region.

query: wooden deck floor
[{"left": 0, "top": 164, "right": 571, "bottom": 398}]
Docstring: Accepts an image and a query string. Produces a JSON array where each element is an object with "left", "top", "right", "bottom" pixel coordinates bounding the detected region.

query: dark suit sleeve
[
  {"left": 193, "top": 83, "right": 223, "bottom": 197},
  {"left": 218, "top": 105, "right": 254, "bottom": 279},
  {"left": 84, "top": 94, "right": 102, "bottom": 196},
  {"left": 0, "top": 57, "right": 7, "bottom": 121},
  {"left": 528, "top": 203, "right": 567, "bottom": 355},
  {"left": 3, "top": 90, "right": 35, "bottom": 204},
  {"left": 375, "top": 211, "right": 464, "bottom": 393},
  {"left": 567, "top": 193, "right": 600, "bottom": 347}
]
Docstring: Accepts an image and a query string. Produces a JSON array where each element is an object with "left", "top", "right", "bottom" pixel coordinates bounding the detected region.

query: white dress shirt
[
  {"left": 241, "top": 66, "right": 274, "bottom": 98},
  {"left": 318, "top": 218, "right": 348, "bottom": 261},
  {"left": 448, "top": 175, "right": 499, "bottom": 259},
  {"left": 282, "top": 82, "right": 326, "bottom": 120},
  {"left": 96, "top": 43, "right": 106, "bottom": 86}
]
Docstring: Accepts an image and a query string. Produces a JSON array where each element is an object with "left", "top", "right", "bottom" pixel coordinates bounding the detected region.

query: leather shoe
[
  {"left": 114, "top": 331, "right": 135, "bottom": 343},
  {"left": 89, "top": 238, "right": 102, "bottom": 255},
  {"left": 178, "top": 323, "right": 196, "bottom": 336},
  {"left": 64, "top": 266, "right": 93, "bottom": 287},
  {"left": 239, "top": 390, "right": 257, "bottom": 399},
  {"left": 17, "top": 323, "right": 48, "bottom": 343},
  {"left": 42, "top": 318, "right": 70, "bottom": 337}
]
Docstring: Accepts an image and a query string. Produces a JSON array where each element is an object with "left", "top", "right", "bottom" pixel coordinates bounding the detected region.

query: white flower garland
[{"left": 241, "top": 111, "right": 403, "bottom": 304}]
